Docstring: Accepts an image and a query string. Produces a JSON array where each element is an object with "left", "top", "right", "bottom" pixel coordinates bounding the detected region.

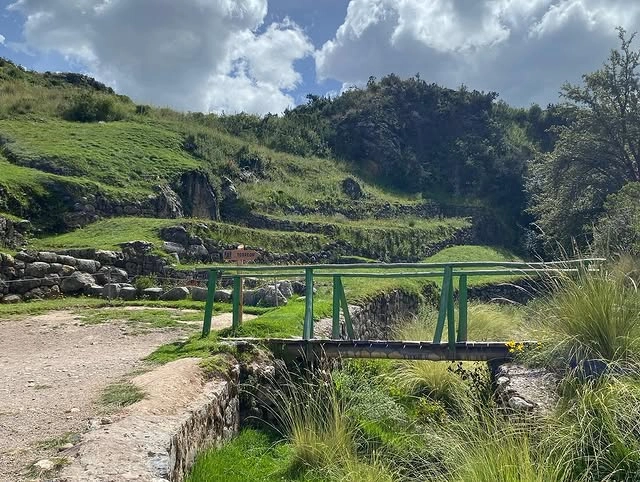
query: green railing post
[
  {"left": 201, "top": 269, "right": 218, "bottom": 337},
  {"left": 447, "top": 272, "right": 456, "bottom": 351},
  {"left": 332, "top": 275, "right": 341, "bottom": 339},
  {"left": 457, "top": 274, "right": 468, "bottom": 342},
  {"left": 433, "top": 266, "right": 452, "bottom": 344},
  {"left": 338, "top": 278, "right": 355, "bottom": 339},
  {"left": 303, "top": 268, "right": 314, "bottom": 340},
  {"left": 232, "top": 275, "right": 242, "bottom": 330}
]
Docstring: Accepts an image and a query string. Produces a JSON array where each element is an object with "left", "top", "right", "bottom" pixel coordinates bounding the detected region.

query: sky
[{"left": 1, "top": 0, "right": 640, "bottom": 115}]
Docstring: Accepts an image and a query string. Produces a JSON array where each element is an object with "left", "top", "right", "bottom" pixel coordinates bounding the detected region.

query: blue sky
[{"left": 2, "top": 1, "right": 640, "bottom": 114}]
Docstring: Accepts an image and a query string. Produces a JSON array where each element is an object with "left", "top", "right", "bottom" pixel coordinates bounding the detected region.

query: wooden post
[
  {"left": 201, "top": 269, "right": 218, "bottom": 337},
  {"left": 332, "top": 275, "right": 341, "bottom": 339},
  {"left": 457, "top": 275, "right": 468, "bottom": 342},
  {"left": 303, "top": 268, "right": 314, "bottom": 340},
  {"left": 433, "top": 266, "right": 452, "bottom": 344}
]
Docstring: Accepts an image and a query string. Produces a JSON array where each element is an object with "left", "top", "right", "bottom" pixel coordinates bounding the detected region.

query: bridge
[{"left": 199, "top": 258, "right": 603, "bottom": 361}]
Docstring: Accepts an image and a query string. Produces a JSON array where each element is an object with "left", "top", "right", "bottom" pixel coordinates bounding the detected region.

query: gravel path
[{"left": 0, "top": 309, "right": 245, "bottom": 481}]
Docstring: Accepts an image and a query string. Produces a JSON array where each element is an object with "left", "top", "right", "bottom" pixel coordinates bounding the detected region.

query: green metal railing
[{"left": 201, "top": 258, "right": 604, "bottom": 348}]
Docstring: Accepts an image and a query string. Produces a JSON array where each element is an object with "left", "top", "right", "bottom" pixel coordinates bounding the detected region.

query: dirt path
[{"left": 0, "top": 309, "right": 248, "bottom": 481}]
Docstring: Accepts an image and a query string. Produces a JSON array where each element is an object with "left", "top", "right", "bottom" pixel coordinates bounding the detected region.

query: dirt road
[{"left": 0, "top": 309, "right": 244, "bottom": 481}]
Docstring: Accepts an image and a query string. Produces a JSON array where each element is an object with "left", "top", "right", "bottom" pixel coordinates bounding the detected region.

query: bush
[
  {"left": 62, "top": 91, "right": 128, "bottom": 122},
  {"left": 134, "top": 275, "right": 157, "bottom": 294}
]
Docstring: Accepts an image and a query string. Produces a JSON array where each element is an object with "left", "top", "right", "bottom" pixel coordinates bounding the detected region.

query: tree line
[{"left": 208, "top": 29, "right": 639, "bottom": 257}]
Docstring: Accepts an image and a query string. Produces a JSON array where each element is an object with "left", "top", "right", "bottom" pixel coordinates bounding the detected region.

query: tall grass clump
[
  {"left": 547, "top": 373, "right": 640, "bottom": 481},
  {"left": 402, "top": 303, "right": 527, "bottom": 343},
  {"left": 530, "top": 266, "right": 640, "bottom": 366},
  {"left": 254, "top": 369, "right": 397, "bottom": 480}
]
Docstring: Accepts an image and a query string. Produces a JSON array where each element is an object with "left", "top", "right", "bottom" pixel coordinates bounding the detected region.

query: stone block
[
  {"left": 76, "top": 259, "right": 100, "bottom": 274},
  {"left": 214, "top": 289, "right": 232, "bottom": 303},
  {"left": 88, "top": 285, "right": 104, "bottom": 297},
  {"left": 58, "top": 255, "right": 77, "bottom": 267},
  {"left": 191, "top": 287, "right": 208, "bottom": 302},
  {"left": 103, "top": 283, "right": 121, "bottom": 300},
  {"left": 142, "top": 287, "right": 163, "bottom": 300},
  {"left": 160, "top": 287, "right": 189, "bottom": 301},
  {"left": 25, "top": 262, "right": 50, "bottom": 278},
  {"left": 38, "top": 252, "right": 58, "bottom": 263},
  {"left": 119, "top": 286, "right": 137, "bottom": 301},
  {"left": 2, "top": 294, "right": 21, "bottom": 304},
  {"left": 60, "top": 272, "right": 95, "bottom": 294}
]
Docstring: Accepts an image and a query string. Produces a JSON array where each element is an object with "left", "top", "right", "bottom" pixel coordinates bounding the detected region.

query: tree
[
  {"left": 594, "top": 182, "right": 640, "bottom": 256},
  {"left": 529, "top": 28, "right": 640, "bottom": 249}
]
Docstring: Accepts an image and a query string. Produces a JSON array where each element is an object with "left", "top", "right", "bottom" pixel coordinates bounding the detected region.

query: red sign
[{"left": 223, "top": 249, "right": 259, "bottom": 263}]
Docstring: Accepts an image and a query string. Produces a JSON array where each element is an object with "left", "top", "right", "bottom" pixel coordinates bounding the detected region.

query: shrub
[
  {"left": 134, "top": 275, "right": 157, "bottom": 294},
  {"left": 62, "top": 91, "right": 128, "bottom": 122}
]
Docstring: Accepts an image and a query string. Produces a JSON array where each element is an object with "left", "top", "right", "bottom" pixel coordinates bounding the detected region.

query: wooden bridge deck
[{"left": 228, "top": 339, "right": 533, "bottom": 361}]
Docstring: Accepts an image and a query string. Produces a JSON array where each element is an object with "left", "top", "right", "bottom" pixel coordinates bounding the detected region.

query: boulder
[
  {"left": 0, "top": 253, "right": 15, "bottom": 267},
  {"left": 61, "top": 265, "right": 76, "bottom": 277},
  {"left": 291, "top": 280, "right": 306, "bottom": 296},
  {"left": 95, "top": 250, "right": 118, "bottom": 265},
  {"left": 142, "top": 287, "right": 163, "bottom": 300},
  {"left": 25, "top": 262, "right": 50, "bottom": 278},
  {"left": 23, "top": 288, "right": 44, "bottom": 301},
  {"left": 120, "top": 240, "right": 154, "bottom": 254},
  {"left": 160, "top": 287, "right": 189, "bottom": 301},
  {"left": 341, "top": 177, "right": 364, "bottom": 200},
  {"left": 159, "top": 225, "right": 189, "bottom": 246},
  {"left": 187, "top": 244, "right": 209, "bottom": 259},
  {"left": 277, "top": 281, "right": 294, "bottom": 299},
  {"left": 257, "top": 286, "right": 287, "bottom": 307},
  {"left": 214, "top": 289, "right": 232, "bottom": 302},
  {"left": 60, "top": 272, "right": 95, "bottom": 294},
  {"left": 76, "top": 259, "right": 100, "bottom": 274},
  {"left": 191, "top": 287, "right": 209, "bottom": 302},
  {"left": 38, "top": 252, "right": 58, "bottom": 263},
  {"left": 119, "top": 286, "right": 138, "bottom": 301},
  {"left": 88, "top": 285, "right": 104, "bottom": 297},
  {"left": 163, "top": 241, "right": 186, "bottom": 256},
  {"left": 242, "top": 289, "right": 259, "bottom": 306},
  {"left": 42, "top": 274, "right": 60, "bottom": 287},
  {"left": 15, "top": 251, "right": 36, "bottom": 263},
  {"left": 94, "top": 266, "right": 129, "bottom": 285},
  {"left": 103, "top": 283, "right": 121, "bottom": 299},
  {"left": 49, "top": 263, "right": 63, "bottom": 274},
  {"left": 57, "top": 255, "right": 77, "bottom": 267},
  {"left": 2, "top": 294, "right": 22, "bottom": 304},
  {"left": 11, "top": 278, "right": 42, "bottom": 294}
]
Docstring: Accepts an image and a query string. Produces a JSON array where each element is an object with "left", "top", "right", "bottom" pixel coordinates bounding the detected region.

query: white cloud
[
  {"left": 317, "top": 0, "right": 640, "bottom": 106},
  {"left": 0, "top": 34, "right": 5, "bottom": 45},
  {"left": 7, "top": 0, "right": 313, "bottom": 114}
]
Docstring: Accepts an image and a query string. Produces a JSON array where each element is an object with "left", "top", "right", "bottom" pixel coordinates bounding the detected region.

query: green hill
[{"left": 0, "top": 57, "right": 523, "bottom": 261}]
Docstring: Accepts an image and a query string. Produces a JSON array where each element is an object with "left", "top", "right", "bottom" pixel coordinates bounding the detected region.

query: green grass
[
  {"left": 0, "top": 297, "right": 108, "bottom": 319},
  {"left": 29, "top": 217, "right": 179, "bottom": 251},
  {"left": 75, "top": 307, "right": 203, "bottom": 328},
  {"left": 99, "top": 382, "right": 145, "bottom": 408},
  {"left": 0, "top": 119, "right": 199, "bottom": 192},
  {"left": 220, "top": 297, "right": 333, "bottom": 339},
  {"left": 187, "top": 429, "right": 297, "bottom": 482},
  {"left": 31, "top": 216, "right": 328, "bottom": 254}
]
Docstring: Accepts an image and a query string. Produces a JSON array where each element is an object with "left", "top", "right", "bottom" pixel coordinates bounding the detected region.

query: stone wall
[
  {"left": 348, "top": 283, "right": 439, "bottom": 340},
  {"left": 0, "top": 242, "right": 171, "bottom": 303},
  {"left": 0, "top": 215, "right": 29, "bottom": 249}
]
